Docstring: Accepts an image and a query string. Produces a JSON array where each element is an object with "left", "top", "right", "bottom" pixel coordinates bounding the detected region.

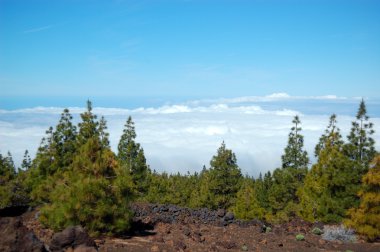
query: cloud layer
[{"left": 1, "top": 94, "right": 379, "bottom": 177}]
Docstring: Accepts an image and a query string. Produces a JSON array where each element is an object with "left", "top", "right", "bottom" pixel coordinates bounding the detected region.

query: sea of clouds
[{"left": 1, "top": 93, "right": 379, "bottom": 177}]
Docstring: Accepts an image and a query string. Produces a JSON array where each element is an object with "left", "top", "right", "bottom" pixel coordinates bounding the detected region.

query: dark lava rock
[
  {"left": 224, "top": 212, "right": 235, "bottom": 221},
  {"left": 0, "top": 217, "right": 46, "bottom": 252},
  {"left": 49, "top": 226, "right": 96, "bottom": 252},
  {"left": 0, "top": 205, "right": 30, "bottom": 217}
]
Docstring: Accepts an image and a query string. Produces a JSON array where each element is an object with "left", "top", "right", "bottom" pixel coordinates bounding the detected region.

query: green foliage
[
  {"left": 296, "top": 234, "right": 305, "bottom": 241},
  {"left": 0, "top": 152, "right": 29, "bottom": 208},
  {"left": 346, "top": 155, "right": 380, "bottom": 241},
  {"left": 144, "top": 171, "right": 200, "bottom": 207},
  {"left": 207, "top": 142, "right": 243, "bottom": 209},
  {"left": 21, "top": 150, "right": 32, "bottom": 171},
  {"left": 39, "top": 102, "right": 135, "bottom": 235},
  {"left": 118, "top": 116, "right": 150, "bottom": 195},
  {"left": 345, "top": 99, "right": 376, "bottom": 173},
  {"left": 0, "top": 152, "right": 16, "bottom": 208},
  {"left": 254, "top": 172, "right": 272, "bottom": 212},
  {"left": 299, "top": 115, "right": 359, "bottom": 223},
  {"left": 24, "top": 108, "right": 78, "bottom": 204},
  {"left": 315, "top": 114, "right": 343, "bottom": 158},
  {"left": 281, "top": 116, "right": 309, "bottom": 170},
  {"left": 0, "top": 152, "right": 16, "bottom": 182},
  {"left": 76, "top": 100, "right": 99, "bottom": 147},
  {"left": 268, "top": 116, "right": 308, "bottom": 221},
  {"left": 232, "top": 178, "right": 265, "bottom": 220}
]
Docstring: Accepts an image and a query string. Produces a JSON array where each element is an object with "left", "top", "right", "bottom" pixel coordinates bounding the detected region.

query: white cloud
[
  {"left": 188, "top": 93, "right": 353, "bottom": 106},
  {"left": 23, "top": 25, "right": 53, "bottom": 34},
  {"left": 1, "top": 95, "right": 379, "bottom": 177}
]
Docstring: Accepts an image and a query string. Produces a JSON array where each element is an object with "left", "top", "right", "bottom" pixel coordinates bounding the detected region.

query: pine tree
[
  {"left": 52, "top": 108, "right": 77, "bottom": 169},
  {"left": 345, "top": 99, "right": 376, "bottom": 173},
  {"left": 26, "top": 109, "right": 77, "bottom": 204},
  {"left": 346, "top": 155, "right": 380, "bottom": 241},
  {"left": 207, "top": 141, "right": 242, "bottom": 210},
  {"left": 0, "top": 152, "right": 16, "bottom": 181},
  {"left": 282, "top": 116, "right": 309, "bottom": 171},
  {"left": 299, "top": 115, "right": 358, "bottom": 222},
  {"left": 233, "top": 178, "right": 265, "bottom": 220},
  {"left": 268, "top": 116, "right": 309, "bottom": 220},
  {"left": 315, "top": 114, "right": 343, "bottom": 158},
  {"left": 40, "top": 102, "right": 135, "bottom": 235},
  {"left": 21, "top": 150, "right": 32, "bottom": 171},
  {"left": 99, "top": 116, "right": 110, "bottom": 148},
  {"left": 0, "top": 152, "right": 18, "bottom": 208},
  {"left": 254, "top": 171, "right": 272, "bottom": 210},
  {"left": 118, "top": 116, "right": 150, "bottom": 195},
  {"left": 76, "top": 100, "right": 99, "bottom": 147}
]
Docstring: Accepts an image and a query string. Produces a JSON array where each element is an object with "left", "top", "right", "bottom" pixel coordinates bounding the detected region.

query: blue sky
[
  {"left": 1, "top": 1, "right": 380, "bottom": 174},
  {"left": 1, "top": 0, "right": 380, "bottom": 105}
]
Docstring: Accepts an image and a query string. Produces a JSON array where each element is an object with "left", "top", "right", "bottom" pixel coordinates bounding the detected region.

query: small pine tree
[
  {"left": 346, "top": 155, "right": 380, "bottom": 241},
  {"left": 21, "top": 150, "right": 32, "bottom": 171},
  {"left": 207, "top": 141, "right": 243, "bottom": 210}
]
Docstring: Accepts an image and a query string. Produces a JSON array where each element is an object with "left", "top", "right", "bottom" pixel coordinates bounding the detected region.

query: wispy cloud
[{"left": 23, "top": 25, "right": 53, "bottom": 34}]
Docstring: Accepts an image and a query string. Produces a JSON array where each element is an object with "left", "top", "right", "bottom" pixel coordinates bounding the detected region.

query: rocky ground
[{"left": 1, "top": 203, "right": 379, "bottom": 252}]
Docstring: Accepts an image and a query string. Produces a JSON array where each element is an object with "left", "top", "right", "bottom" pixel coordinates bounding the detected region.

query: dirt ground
[
  {"left": 94, "top": 222, "right": 380, "bottom": 252},
  {"left": 17, "top": 206, "right": 380, "bottom": 252}
]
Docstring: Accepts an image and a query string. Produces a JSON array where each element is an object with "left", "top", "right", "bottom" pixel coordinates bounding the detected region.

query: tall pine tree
[
  {"left": 268, "top": 116, "right": 309, "bottom": 221},
  {"left": 27, "top": 109, "right": 77, "bottom": 203},
  {"left": 118, "top": 116, "right": 150, "bottom": 195},
  {"left": 299, "top": 115, "right": 358, "bottom": 222},
  {"left": 345, "top": 99, "right": 376, "bottom": 173}
]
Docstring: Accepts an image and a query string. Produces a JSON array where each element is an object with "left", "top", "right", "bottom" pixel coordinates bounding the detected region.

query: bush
[
  {"left": 296, "top": 234, "right": 305, "bottom": 241},
  {"left": 311, "top": 227, "right": 323, "bottom": 235},
  {"left": 322, "top": 225, "right": 357, "bottom": 242}
]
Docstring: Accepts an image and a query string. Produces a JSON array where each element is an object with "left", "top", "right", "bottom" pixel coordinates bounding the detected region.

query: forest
[{"left": 0, "top": 99, "right": 379, "bottom": 241}]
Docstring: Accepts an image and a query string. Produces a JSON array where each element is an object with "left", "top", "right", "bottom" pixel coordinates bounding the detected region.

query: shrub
[
  {"left": 312, "top": 227, "right": 323, "bottom": 235},
  {"left": 296, "top": 234, "right": 305, "bottom": 241},
  {"left": 322, "top": 225, "right": 357, "bottom": 242}
]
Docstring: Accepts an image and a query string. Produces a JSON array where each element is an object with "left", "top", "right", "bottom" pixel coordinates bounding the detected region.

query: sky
[
  {"left": 0, "top": 1, "right": 379, "bottom": 175},
  {"left": 1, "top": 0, "right": 380, "bottom": 101}
]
